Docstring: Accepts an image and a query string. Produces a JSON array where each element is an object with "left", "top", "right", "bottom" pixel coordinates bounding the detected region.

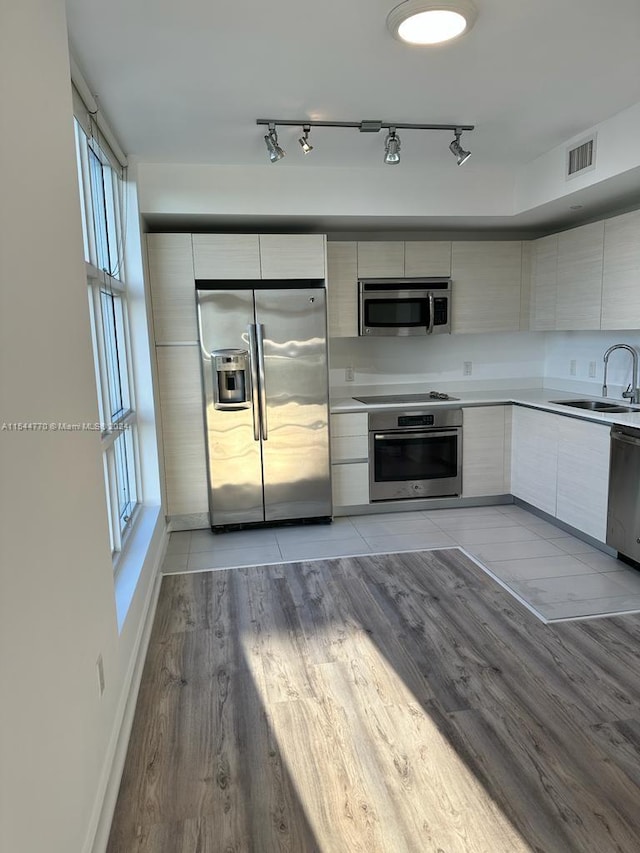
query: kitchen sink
[{"left": 550, "top": 399, "right": 636, "bottom": 413}]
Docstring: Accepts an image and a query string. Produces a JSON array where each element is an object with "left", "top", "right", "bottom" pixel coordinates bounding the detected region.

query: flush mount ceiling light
[
  {"left": 257, "top": 118, "right": 474, "bottom": 165},
  {"left": 264, "top": 123, "right": 285, "bottom": 163},
  {"left": 387, "top": 0, "right": 478, "bottom": 45},
  {"left": 384, "top": 128, "right": 401, "bottom": 165},
  {"left": 298, "top": 125, "right": 313, "bottom": 154},
  {"left": 449, "top": 127, "right": 471, "bottom": 165}
]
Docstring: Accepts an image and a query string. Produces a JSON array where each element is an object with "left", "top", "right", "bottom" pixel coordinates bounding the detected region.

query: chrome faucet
[{"left": 602, "top": 344, "right": 640, "bottom": 405}]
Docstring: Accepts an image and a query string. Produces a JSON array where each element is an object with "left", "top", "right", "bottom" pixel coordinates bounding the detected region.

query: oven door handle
[{"left": 373, "top": 429, "right": 460, "bottom": 441}]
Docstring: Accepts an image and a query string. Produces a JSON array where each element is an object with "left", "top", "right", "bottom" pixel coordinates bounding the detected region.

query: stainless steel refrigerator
[{"left": 196, "top": 281, "right": 332, "bottom": 529}]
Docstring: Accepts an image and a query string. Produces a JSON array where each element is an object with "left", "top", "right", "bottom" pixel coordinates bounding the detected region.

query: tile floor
[{"left": 163, "top": 505, "right": 640, "bottom": 623}]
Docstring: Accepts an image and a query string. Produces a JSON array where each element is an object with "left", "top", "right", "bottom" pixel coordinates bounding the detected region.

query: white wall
[
  {"left": 515, "top": 101, "right": 640, "bottom": 214},
  {"left": 0, "top": 4, "right": 162, "bottom": 852},
  {"left": 137, "top": 160, "right": 516, "bottom": 219},
  {"left": 329, "top": 332, "right": 547, "bottom": 390}
]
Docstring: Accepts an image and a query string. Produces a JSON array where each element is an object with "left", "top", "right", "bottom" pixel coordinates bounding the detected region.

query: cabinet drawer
[
  {"left": 332, "top": 433, "right": 368, "bottom": 462},
  {"left": 331, "top": 412, "right": 368, "bottom": 437}
]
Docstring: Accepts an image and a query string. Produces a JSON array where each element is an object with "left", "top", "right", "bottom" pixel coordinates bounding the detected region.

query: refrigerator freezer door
[
  {"left": 255, "top": 288, "right": 332, "bottom": 521},
  {"left": 197, "top": 289, "right": 264, "bottom": 527}
]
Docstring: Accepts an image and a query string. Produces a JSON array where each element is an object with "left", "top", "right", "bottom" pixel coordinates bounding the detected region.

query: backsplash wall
[
  {"left": 544, "top": 331, "right": 640, "bottom": 396},
  {"left": 330, "top": 330, "right": 640, "bottom": 395},
  {"left": 329, "top": 332, "right": 547, "bottom": 390}
]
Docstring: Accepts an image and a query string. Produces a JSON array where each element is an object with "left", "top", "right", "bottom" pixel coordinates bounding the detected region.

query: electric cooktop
[{"left": 352, "top": 392, "right": 460, "bottom": 404}]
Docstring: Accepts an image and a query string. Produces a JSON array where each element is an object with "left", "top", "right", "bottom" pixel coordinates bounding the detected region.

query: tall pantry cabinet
[{"left": 147, "top": 233, "right": 327, "bottom": 529}]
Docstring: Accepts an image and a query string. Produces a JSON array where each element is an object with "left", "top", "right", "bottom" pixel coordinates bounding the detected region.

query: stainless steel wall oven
[{"left": 368, "top": 408, "right": 462, "bottom": 501}]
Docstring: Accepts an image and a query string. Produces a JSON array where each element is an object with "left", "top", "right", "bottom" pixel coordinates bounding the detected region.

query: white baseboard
[{"left": 83, "top": 523, "right": 167, "bottom": 853}]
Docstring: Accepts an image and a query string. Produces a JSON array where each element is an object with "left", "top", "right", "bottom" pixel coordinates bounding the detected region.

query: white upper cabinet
[
  {"left": 192, "top": 234, "right": 260, "bottom": 279},
  {"left": 327, "top": 242, "right": 358, "bottom": 337},
  {"left": 601, "top": 209, "right": 640, "bottom": 329},
  {"left": 451, "top": 241, "right": 522, "bottom": 333},
  {"left": 357, "top": 241, "right": 404, "bottom": 277},
  {"left": 356, "top": 241, "right": 452, "bottom": 278},
  {"left": 404, "top": 241, "right": 452, "bottom": 277},
  {"left": 530, "top": 234, "right": 558, "bottom": 331},
  {"left": 555, "top": 221, "right": 604, "bottom": 330},
  {"left": 259, "top": 234, "right": 326, "bottom": 279},
  {"left": 147, "top": 233, "right": 198, "bottom": 343},
  {"left": 192, "top": 233, "right": 326, "bottom": 281}
]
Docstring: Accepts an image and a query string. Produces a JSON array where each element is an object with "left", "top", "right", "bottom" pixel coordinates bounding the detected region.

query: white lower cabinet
[
  {"left": 330, "top": 412, "right": 369, "bottom": 509},
  {"left": 556, "top": 418, "right": 610, "bottom": 542},
  {"left": 462, "top": 406, "right": 509, "bottom": 497},
  {"left": 511, "top": 406, "right": 611, "bottom": 542},
  {"left": 511, "top": 407, "right": 560, "bottom": 516},
  {"left": 332, "top": 463, "right": 369, "bottom": 509},
  {"left": 155, "top": 345, "right": 209, "bottom": 517}
]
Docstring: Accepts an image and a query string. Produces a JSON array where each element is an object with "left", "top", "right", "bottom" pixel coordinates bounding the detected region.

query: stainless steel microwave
[{"left": 358, "top": 278, "right": 452, "bottom": 336}]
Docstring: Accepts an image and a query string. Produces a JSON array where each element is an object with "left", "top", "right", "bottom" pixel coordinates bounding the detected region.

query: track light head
[
  {"left": 449, "top": 128, "right": 471, "bottom": 165},
  {"left": 264, "top": 124, "right": 285, "bottom": 163},
  {"left": 384, "top": 129, "right": 401, "bottom": 165},
  {"left": 298, "top": 125, "right": 313, "bottom": 154}
]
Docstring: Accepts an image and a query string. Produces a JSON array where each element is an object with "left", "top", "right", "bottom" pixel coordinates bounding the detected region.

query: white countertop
[{"left": 330, "top": 384, "right": 640, "bottom": 428}]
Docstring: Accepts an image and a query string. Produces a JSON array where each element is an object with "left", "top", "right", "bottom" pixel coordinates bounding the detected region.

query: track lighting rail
[{"left": 256, "top": 119, "right": 474, "bottom": 132}]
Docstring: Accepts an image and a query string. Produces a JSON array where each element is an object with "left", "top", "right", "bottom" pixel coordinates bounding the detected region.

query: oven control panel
[
  {"left": 397, "top": 414, "right": 435, "bottom": 427},
  {"left": 369, "top": 407, "right": 463, "bottom": 432}
]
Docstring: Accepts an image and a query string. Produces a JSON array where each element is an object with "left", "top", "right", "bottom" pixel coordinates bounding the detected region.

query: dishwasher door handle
[{"left": 612, "top": 430, "right": 640, "bottom": 448}]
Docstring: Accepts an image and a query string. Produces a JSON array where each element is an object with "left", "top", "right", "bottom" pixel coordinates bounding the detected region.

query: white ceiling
[{"left": 65, "top": 0, "right": 640, "bottom": 230}]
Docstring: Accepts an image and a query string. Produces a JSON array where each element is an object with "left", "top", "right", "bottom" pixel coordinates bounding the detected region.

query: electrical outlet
[
  {"left": 463, "top": 361, "right": 472, "bottom": 376},
  {"left": 345, "top": 366, "right": 354, "bottom": 382},
  {"left": 97, "top": 654, "right": 105, "bottom": 697},
  {"left": 569, "top": 359, "right": 576, "bottom": 376},
  {"left": 588, "top": 361, "right": 597, "bottom": 378}
]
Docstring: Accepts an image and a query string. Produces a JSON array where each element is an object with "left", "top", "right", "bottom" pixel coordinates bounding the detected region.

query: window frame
[{"left": 75, "top": 115, "right": 142, "bottom": 561}]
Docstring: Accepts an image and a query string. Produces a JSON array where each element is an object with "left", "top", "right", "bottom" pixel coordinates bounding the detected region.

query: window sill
[{"left": 113, "top": 504, "right": 165, "bottom": 632}]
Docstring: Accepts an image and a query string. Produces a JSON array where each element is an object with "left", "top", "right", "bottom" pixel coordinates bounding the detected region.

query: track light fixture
[
  {"left": 298, "top": 125, "right": 313, "bottom": 154},
  {"left": 449, "top": 127, "right": 471, "bottom": 165},
  {"left": 257, "top": 118, "right": 473, "bottom": 165},
  {"left": 384, "top": 128, "right": 401, "bottom": 165},
  {"left": 264, "top": 123, "right": 285, "bottom": 163}
]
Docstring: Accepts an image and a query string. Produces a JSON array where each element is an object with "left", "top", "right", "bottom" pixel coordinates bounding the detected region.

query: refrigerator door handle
[
  {"left": 247, "top": 324, "right": 261, "bottom": 442},
  {"left": 256, "top": 323, "right": 269, "bottom": 440}
]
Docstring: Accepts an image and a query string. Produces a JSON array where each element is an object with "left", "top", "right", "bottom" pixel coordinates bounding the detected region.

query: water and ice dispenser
[{"left": 211, "top": 349, "right": 251, "bottom": 409}]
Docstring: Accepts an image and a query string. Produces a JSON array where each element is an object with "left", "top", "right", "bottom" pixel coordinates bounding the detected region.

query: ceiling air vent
[{"left": 566, "top": 134, "right": 597, "bottom": 179}]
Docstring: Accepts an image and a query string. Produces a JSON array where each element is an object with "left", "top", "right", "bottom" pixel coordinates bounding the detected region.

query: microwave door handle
[
  {"left": 247, "top": 324, "right": 261, "bottom": 442},
  {"left": 427, "top": 292, "right": 435, "bottom": 334}
]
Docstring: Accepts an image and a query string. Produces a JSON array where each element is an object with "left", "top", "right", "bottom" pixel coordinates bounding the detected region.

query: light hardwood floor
[{"left": 107, "top": 549, "right": 640, "bottom": 852}]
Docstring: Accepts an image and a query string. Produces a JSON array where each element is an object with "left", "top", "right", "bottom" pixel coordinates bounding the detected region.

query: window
[{"left": 74, "top": 115, "right": 140, "bottom": 558}]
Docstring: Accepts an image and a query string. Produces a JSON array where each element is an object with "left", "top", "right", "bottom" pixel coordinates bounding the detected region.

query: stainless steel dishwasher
[{"left": 607, "top": 424, "right": 640, "bottom": 565}]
